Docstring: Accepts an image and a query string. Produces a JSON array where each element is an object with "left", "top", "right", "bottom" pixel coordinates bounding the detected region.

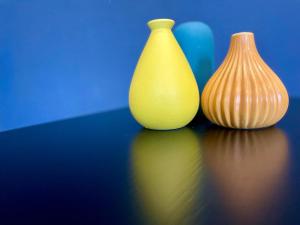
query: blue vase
[{"left": 174, "top": 22, "right": 215, "bottom": 93}]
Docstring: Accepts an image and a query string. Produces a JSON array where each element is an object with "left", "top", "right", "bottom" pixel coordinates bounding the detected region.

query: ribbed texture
[{"left": 201, "top": 32, "right": 289, "bottom": 129}]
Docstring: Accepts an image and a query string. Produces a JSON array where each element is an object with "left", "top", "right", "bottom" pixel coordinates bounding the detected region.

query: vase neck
[
  {"left": 228, "top": 32, "right": 258, "bottom": 54},
  {"left": 147, "top": 19, "right": 175, "bottom": 31}
]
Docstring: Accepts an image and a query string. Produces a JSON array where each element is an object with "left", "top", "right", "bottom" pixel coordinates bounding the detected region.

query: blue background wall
[{"left": 0, "top": 0, "right": 299, "bottom": 131}]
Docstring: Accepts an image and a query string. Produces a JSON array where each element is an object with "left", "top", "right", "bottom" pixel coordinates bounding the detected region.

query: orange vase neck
[{"left": 228, "top": 32, "right": 259, "bottom": 54}]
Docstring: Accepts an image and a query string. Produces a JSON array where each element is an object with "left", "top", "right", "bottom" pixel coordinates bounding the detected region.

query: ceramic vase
[
  {"left": 129, "top": 19, "right": 199, "bottom": 130},
  {"left": 174, "top": 21, "right": 215, "bottom": 93},
  {"left": 201, "top": 32, "right": 289, "bottom": 129},
  {"left": 131, "top": 128, "right": 202, "bottom": 225}
]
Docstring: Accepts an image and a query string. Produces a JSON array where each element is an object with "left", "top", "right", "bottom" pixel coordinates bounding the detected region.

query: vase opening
[
  {"left": 231, "top": 32, "right": 255, "bottom": 43},
  {"left": 147, "top": 19, "right": 175, "bottom": 30},
  {"left": 232, "top": 32, "right": 254, "bottom": 37}
]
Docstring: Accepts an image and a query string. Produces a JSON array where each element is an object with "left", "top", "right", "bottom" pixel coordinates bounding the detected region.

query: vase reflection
[
  {"left": 130, "top": 128, "right": 203, "bottom": 225},
  {"left": 203, "top": 127, "right": 289, "bottom": 225}
]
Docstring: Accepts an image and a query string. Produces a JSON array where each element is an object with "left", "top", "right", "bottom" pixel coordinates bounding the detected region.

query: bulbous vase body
[
  {"left": 201, "top": 32, "right": 289, "bottom": 129},
  {"left": 129, "top": 19, "right": 199, "bottom": 130},
  {"left": 174, "top": 21, "right": 215, "bottom": 92}
]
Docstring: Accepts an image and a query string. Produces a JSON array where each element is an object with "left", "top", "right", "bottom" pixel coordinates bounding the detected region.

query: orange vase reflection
[{"left": 203, "top": 127, "right": 289, "bottom": 225}]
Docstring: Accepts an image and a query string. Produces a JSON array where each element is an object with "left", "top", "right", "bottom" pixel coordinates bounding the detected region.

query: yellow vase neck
[
  {"left": 147, "top": 19, "right": 175, "bottom": 31},
  {"left": 229, "top": 32, "right": 259, "bottom": 54}
]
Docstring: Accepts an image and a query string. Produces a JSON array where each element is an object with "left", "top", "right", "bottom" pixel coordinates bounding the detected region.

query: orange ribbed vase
[{"left": 201, "top": 32, "right": 289, "bottom": 129}]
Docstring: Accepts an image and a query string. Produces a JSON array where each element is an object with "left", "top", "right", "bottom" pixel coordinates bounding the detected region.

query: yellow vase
[
  {"left": 131, "top": 128, "right": 202, "bottom": 225},
  {"left": 129, "top": 19, "right": 199, "bottom": 130},
  {"left": 201, "top": 32, "right": 289, "bottom": 129}
]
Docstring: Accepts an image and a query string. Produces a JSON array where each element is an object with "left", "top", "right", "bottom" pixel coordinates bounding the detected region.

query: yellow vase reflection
[
  {"left": 131, "top": 128, "right": 203, "bottom": 225},
  {"left": 203, "top": 127, "right": 289, "bottom": 225}
]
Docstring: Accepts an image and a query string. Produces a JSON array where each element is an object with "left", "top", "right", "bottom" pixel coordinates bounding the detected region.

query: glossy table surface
[{"left": 1, "top": 99, "right": 300, "bottom": 225}]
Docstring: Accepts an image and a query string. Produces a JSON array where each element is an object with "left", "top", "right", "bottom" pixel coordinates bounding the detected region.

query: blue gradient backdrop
[{"left": 0, "top": 0, "right": 299, "bottom": 131}]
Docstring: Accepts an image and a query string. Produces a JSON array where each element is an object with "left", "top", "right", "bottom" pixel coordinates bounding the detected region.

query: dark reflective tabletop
[{"left": 0, "top": 100, "right": 300, "bottom": 225}]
